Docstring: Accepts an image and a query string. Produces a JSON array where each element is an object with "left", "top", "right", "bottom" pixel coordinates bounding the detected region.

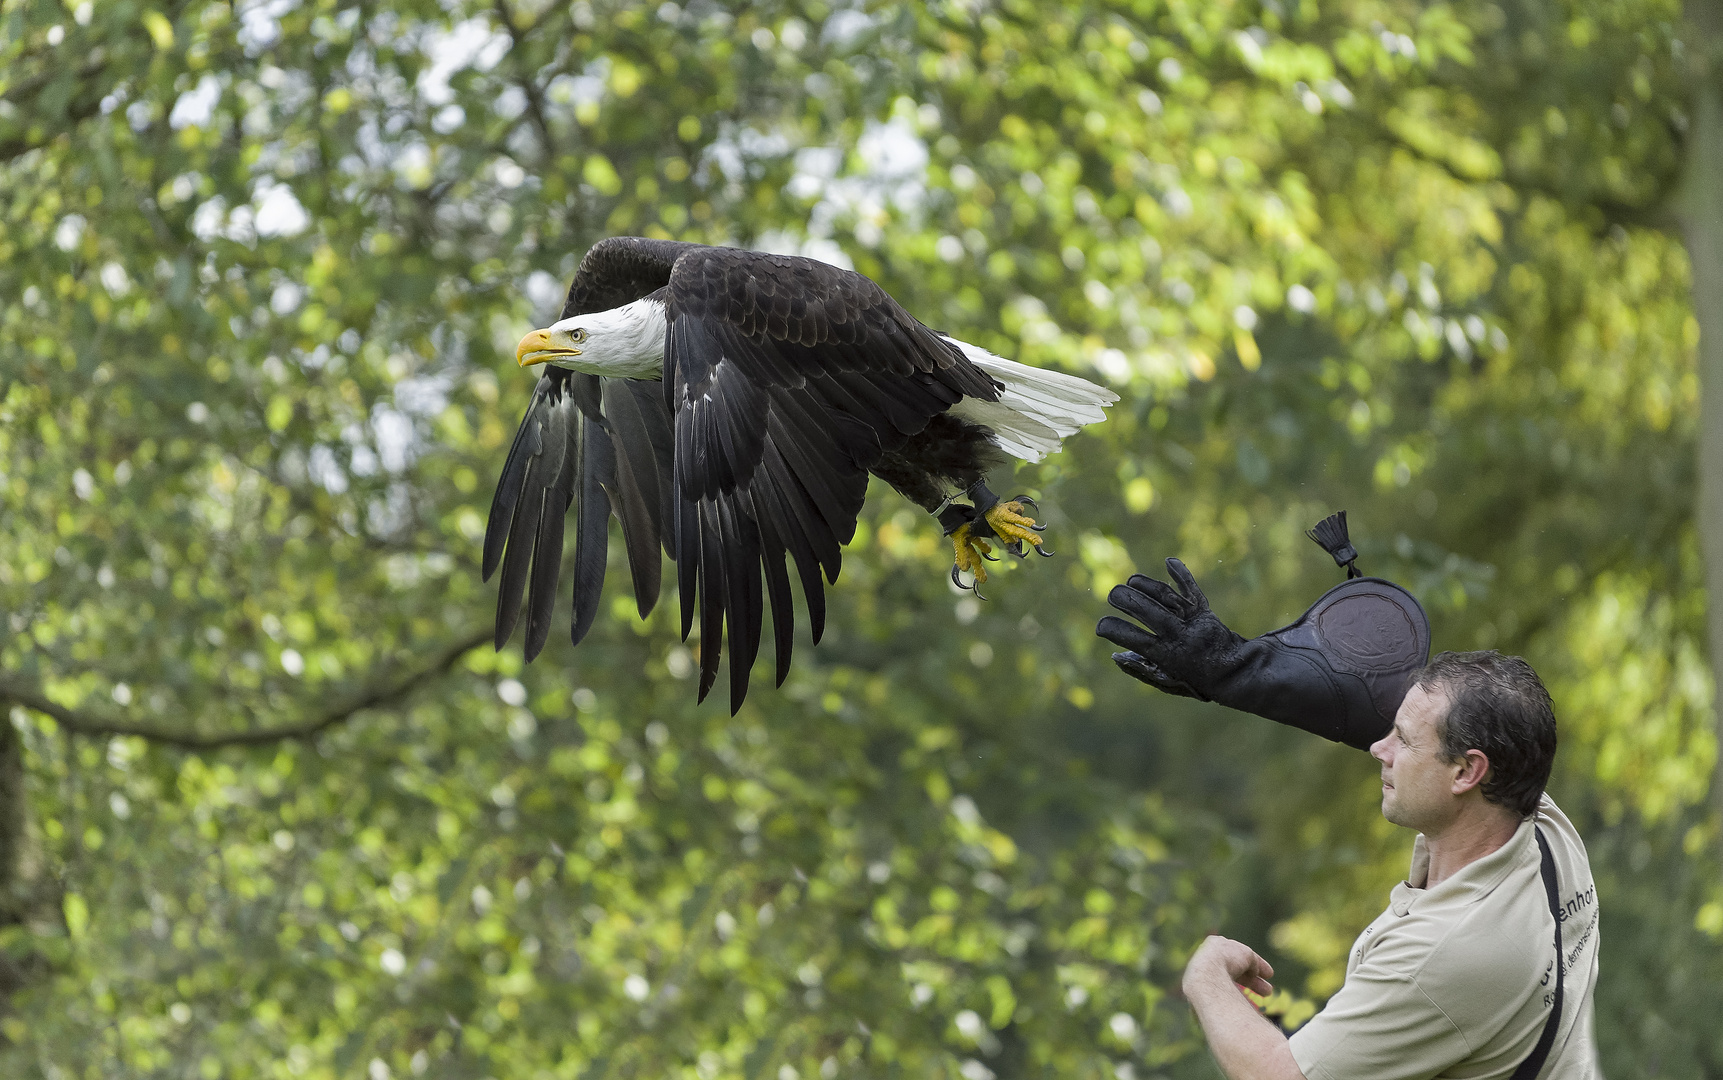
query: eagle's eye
[{"left": 570, "top": 328, "right": 588, "bottom": 344}]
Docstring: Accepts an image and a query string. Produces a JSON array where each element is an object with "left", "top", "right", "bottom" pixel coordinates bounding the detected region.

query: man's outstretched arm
[
  {"left": 1095, "top": 556, "right": 1428, "bottom": 751},
  {"left": 1181, "top": 936, "right": 1308, "bottom": 1080}
]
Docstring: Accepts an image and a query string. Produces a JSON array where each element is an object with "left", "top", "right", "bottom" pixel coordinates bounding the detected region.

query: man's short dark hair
[{"left": 1416, "top": 651, "right": 1556, "bottom": 818}]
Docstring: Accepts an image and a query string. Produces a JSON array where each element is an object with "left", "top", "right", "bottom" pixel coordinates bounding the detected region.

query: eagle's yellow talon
[
  {"left": 984, "top": 501, "right": 1044, "bottom": 549},
  {"left": 952, "top": 524, "right": 992, "bottom": 585}
]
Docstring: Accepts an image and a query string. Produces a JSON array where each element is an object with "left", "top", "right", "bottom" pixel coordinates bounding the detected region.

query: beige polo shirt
[{"left": 1288, "top": 795, "right": 1600, "bottom": 1080}]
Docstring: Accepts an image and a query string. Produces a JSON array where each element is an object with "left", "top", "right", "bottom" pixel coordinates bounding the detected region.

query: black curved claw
[
  {"left": 1010, "top": 494, "right": 1040, "bottom": 512},
  {"left": 1009, "top": 541, "right": 1027, "bottom": 559},
  {"left": 951, "top": 564, "right": 989, "bottom": 600},
  {"left": 979, "top": 549, "right": 999, "bottom": 562},
  {"left": 1034, "top": 545, "right": 1056, "bottom": 557},
  {"left": 1026, "top": 522, "right": 1046, "bottom": 533}
]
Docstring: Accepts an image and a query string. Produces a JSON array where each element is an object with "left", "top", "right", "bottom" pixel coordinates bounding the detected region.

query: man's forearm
[{"left": 1183, "top": 961, "right": 1307, "bottom": 1080}]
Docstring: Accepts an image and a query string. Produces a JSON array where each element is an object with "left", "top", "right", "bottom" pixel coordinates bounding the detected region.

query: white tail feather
[{"left": 942, "top": 337, "right": 1118, "bottom": 462}]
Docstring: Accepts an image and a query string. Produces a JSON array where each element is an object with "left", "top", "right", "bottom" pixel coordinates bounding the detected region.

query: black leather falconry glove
[{"left": 1095, "top": 514, "right": 1431, "bottom": 751}]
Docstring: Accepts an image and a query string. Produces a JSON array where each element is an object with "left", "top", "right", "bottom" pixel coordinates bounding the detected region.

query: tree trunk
[
  {"left": 0, "top": 713, "right": 21, "bottom": 921},
  {"left": 1680, "top": 0, "right": 1723, "bottom": 837}
]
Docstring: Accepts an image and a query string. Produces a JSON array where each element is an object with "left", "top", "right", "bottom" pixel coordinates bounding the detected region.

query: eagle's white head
[{"left": 515, "top": 296, "right": 667, "bottom": 380}]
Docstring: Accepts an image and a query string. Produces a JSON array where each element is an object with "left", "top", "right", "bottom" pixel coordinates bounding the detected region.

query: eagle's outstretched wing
[
  {"left": 483, "top": 238, "right": 693, "bottom": 659},
  {"left": 484, "top": 239, "right": 1002, "bottom": 711},
  {"left": 664, "top": 247, "right": 998, "bottom": 709}
]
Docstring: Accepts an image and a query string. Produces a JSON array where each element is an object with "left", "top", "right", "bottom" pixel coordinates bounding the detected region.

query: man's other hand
[
  {"left": 1180, "top": 936, "right": 1306, "bottom": 1080},
  {"left": 1184, "top": 935, "right": 1275, "bottom": 1000}
]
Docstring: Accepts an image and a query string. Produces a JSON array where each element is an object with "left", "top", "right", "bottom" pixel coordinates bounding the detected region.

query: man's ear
[{"left": 1451, "top": 748, "right": 1491, "bottom": 795}]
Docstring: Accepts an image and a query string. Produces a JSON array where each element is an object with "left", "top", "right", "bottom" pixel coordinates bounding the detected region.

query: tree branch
[
  {"left": 0, "top": 41, "right": 125, "bottom": 167},
  {"left": 0, "top": 629, "right": 492, "bottom": 751},
  {"left": 493, "top": 0, "right": 560, "bottom": 163}
]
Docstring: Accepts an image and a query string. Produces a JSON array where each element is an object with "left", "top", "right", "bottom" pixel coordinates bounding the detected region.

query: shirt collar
[{"left": 1399, "top": 814, "right": 1536, "bottom": 906}]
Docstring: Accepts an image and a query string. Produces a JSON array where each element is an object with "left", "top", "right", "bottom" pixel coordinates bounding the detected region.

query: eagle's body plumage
[{"left": 484, "top": 237, "right": 1115, "bottom": 710}]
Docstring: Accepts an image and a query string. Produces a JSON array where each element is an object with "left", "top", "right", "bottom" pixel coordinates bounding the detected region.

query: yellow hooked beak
[{"left": 516, "top": 328, "right": 580, "bottom": 367}]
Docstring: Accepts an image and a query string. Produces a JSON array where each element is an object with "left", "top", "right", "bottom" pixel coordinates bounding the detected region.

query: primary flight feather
[{"left": 484, "top": 237, "right": 1117, "bottom": 711}]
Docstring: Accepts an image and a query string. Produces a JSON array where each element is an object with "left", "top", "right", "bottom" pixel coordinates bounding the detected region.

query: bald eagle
[{"left": 485, "top": 237, "right": 1116, "bottom": 710}]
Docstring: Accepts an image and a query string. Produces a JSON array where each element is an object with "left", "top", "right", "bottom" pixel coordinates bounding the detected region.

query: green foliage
[{"left": 0, "top": 0, "right": 1718, "bottom": 1077}]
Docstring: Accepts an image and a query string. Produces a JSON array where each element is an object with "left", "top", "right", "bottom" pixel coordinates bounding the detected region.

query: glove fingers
[
  {"left": 1165, "top": 558, "right": 1211, "bottom": 611},
  {"left": 1111, "top": 650, "right": 1163, "bottom": 686},
  {"left": 1096, "top": 614, "right": 1158, "bottom": 655},
  {"left": 1105, "top": 583, "right": 1186, "bottom": 637},
  {"left": 1111, "top": 651, "right": 1201, "bottom": 698},
  {"left": 1125, "top": 574, "right": 1197, "bottom": 618}
]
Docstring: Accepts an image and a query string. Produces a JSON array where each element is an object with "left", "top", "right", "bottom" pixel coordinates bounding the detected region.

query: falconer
[{"left": 1097, "top": 514, "right": 1601, "bottom": 1080}]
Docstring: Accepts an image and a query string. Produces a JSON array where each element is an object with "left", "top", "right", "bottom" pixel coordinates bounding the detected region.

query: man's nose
[{"left": 1369, "top": 735, "right": 1391, "bottom": 762}]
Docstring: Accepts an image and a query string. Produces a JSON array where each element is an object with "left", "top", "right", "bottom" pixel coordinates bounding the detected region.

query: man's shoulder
[
  {"left": 1417, "top": 903, "right": 1546, "bottom": 998},
  {"left": 1363, "top": 889, "right": 1545, "bottom": 988},
  {"left": 1535, "top": 796, "right": 1598, "bottom": 886}
]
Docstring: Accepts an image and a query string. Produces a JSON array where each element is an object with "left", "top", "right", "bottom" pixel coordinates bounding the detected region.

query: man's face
[{"left": 1369, "top": 684, "right": 1463, "bottom": 832}]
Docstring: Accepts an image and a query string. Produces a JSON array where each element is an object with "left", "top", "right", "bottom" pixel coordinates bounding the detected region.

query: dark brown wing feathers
[
  {"left": 485, "top": 239, "right": 1001, "bottom": 710},
  {"left": 598, "top": 379, "right": 673, "bottom": 615},
  {"left": 484, "top": 238, "right": 688, "bottom": 658}
]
